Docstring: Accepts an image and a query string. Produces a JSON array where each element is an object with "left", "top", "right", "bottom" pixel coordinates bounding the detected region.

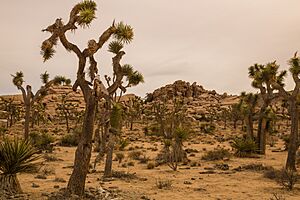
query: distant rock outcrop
[{"left": 145, "top": 80, "right": 239, "bottom": 120}]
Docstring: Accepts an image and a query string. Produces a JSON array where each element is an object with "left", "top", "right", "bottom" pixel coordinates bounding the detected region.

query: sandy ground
[{"left": 16, "top": 126, "right": 300, "bottom": 200}]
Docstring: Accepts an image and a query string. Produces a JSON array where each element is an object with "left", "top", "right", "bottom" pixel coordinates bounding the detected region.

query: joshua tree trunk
[
  {"left": 245, "top": 115, "right": 254, "bottom": 139},
  {"left": 67, "top": 94, "right": 96, "bottom": 195},
  {"left": 0, "top": 174, "right": 22, "bottom": 195},
  {"left": 104, "top": 135, "right": 115, "bottom": 177},
  {"left": 286, "top": 100, "right": 299, "bottom": 171},
  {"left": 257, "top": 105, "right": 267, "bottom": 154}
]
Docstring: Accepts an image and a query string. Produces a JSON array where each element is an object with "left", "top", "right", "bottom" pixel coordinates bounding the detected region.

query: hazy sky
[{"left": 1, "top": 0, "right": 300, "bottom": 97}]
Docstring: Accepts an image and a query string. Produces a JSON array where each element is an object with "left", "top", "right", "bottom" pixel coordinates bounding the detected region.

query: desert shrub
[
  {"left": 59, "top": 128, "right": 80, "bottom": 146},
  {"left": 275, "top": 168, "right": 298, "bottom": 191},
  {"left": 201, "top": 148, "right": 231, "bottom": 161},
  {"left": 144, "top": 124, "right": 162, "bottom": 136},
  {"left": 0, "top": 138, "right": 41, "bottom": 194},
  {"left": 264, "top": 167, "right": 280, "bottom": 179},
  {"left": 156, "top": 179, "right": 172, "bottom": 189},
  {"left": 40, "top": 166, "right": 55, "bottom": 176},
  {"left": 115, "top": 152, "right": 125, "bottom": 164},
  {"left": 270, "top": 193, "right": 286, "bottom": 200},
  {"left": 242, "top": 163, "right": 273, "bottom": 171},
  {"left": 112, "top": 171, "right": 137, "bottom": 180},
  {"left": 29, "top": 132, "right": 54, "bottom": 152},
  {"left": 231, "top": 137, "right": 257, "bottom": 157},
  {"left": 139, "top": 155, "right": 150, "bottom": 164},
  {"left": 118, "top": 138, "right": 129, "bottom": 151},
  {"left": 147, "top": 162, "right": 155, "bottom": 169},
  {"left": 127, "top": 161, "right": 135, "bottom": 166},
  {"left": 53, "top": 177, "right": 66, "bottom": 183},
  {"left": 200, "top": 123, "right": 216, "bottom": 134},
  {"left": 128, "top": 150, "right": 143, "bottom": 160},
  {"left": 43, "top": 154, "right": 62, "bottom": 162}
]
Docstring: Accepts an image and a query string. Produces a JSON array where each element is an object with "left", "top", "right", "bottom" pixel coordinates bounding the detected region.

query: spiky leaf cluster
[
  {"left": 127, "top": 71, "right": 144, "bottom": 87},
  {"left": 114, "top": 22, "right": 134, "bottom": 44},
  {"left": 108, "top": 41, "right": 124, "bottom": 54},
  {"left": 249, "top": 62, "right": 286, "bottom": 88},
  {"left": 288, "top": 52, "right": 300, "bottom": 75},
  {"left": 40, "top": 71, "right": 50, "bottom": 84},
  {"left": 0, "top": 138, "right": 41, "bottom": 175},
  {"left": 76, "top": 0, "right": 97, "bottom": 28},
  {"left": 40, "top": 40, "right": 56, "bottom": 62},
  {"left": 11, "top": 71, "right": 24, "bottom": 87},
  {"left": 53, "top": 75, "right": 70, "bottom": 85}
]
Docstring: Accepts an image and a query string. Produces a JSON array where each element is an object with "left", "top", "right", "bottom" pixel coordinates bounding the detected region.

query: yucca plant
[
  {"left": 0, "top": 138, "right": 41, "bottom": 194},
  {"left": 231, "top": 137, "right": 257, "bottom": 157}
]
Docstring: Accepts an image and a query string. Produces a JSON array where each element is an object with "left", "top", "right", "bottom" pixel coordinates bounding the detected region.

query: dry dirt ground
[{"left": 14, "top": 125, "right": 300, "bottom": 200}]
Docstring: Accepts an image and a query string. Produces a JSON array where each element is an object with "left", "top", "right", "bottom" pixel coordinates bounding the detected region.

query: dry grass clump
[
  {"left": 156, "top": 179, "right": 172, "bottom": 189},
  {"left": 201, "top": 148, "right": 231, "bottom": 161}
]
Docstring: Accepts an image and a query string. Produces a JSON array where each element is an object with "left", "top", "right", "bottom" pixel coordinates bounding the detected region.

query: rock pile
[{"left": 145, "top": 80, "right": 239, "bottom": 119}]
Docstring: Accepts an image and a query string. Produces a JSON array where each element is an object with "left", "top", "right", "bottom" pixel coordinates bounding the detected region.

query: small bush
[
  {"left": 53, "top": 177, "right": 66, "bottom": 183},
  {"left": 115, "top": 152, "right": 125, "bottom": 164},
  {"left": 118, "top": 138, "right": 129, "bottom": 151},
  {"left": 139, "top": 155, "right": 150, "bottom": 164},
  {"left": 29, "top": 132, "right": 54, "bottom": 152},
  {"left": 127, "top": 161, "right": 135, "bottom": 166},
  {"left": 201, "top": 148, "right": 231, "bottom": 161},
  {"left": 231, "top": 137, "right": 257, "bottom": 157},
  {"left": 242, "top": 163, "right": 273, "bottom": 171},
  {"left": 200, "top": 123, "right": 216, "bottom": 134},
  {"left": 43, "top": 154, "right": 62, "bottom": 162},
  {"left": 147, "top": 162, "right": 155, "bottom": 169},
  {"left": 264, "top": 168, "right": 280, "bottom": 180},
  {"left": 112, "top": 171, "right": 137, "bottom": 180},
  {"left": 128, "top": 150, "right": 143, "bottom": 160},
  {"left": 276, "top": 168, "right": 298, "bottom": 191},
  {"left": 59, "top": 129, "right": 80, "bottom": 147},
  {"left": 156, "top": 179, "right": 172, "bottom": 189}
]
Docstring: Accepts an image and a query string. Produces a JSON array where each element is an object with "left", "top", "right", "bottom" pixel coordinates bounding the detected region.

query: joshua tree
[
  {"left": 31, "top": 101, "right": 46, "bottom": 128},
  {"left": 229, "top": 103, "right": 243, "bottom": 129},
  {"left": 219, "top": 107, "right": 230, "bottom": 129},
  {"left": 56, "top": 94, "right": 79, "bottom": 133},
  {"left": 266, "top": 53, "right": 300, "bottom": 170},
  {"left": 0, "top": 138, "right": 40, "bottom": 194},
  {"left": 53, "top": 75, "right": 72, "bottom": 86},
  {"left": 11, "top": 71, "right": 55, "bottom": 139},
  {"left": 124, "top": 96, "right": 144, "bottom": 130},
  {"left": 248, "top": 63, "right": 280, "bottom": 154},
  {"left": 0, "top": 98, "right": 22, "bottom": 128},
  {"left": 240, "top": 92, "right": 258, "bottom": 139},
  {"left": 41, "top": 0, "right": 142, "bottom": 195}
]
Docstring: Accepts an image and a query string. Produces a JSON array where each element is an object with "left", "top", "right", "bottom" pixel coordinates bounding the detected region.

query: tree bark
[
  {"left": 103, "top": 135, "right": 115, "bottom": 177},
  {"left": 286, "top": 100, "right": 299, "bottom": 171},
  {"left": 24, "top": 103, "right": 30, "bottom": 140},
  {"left": 67, "top": 94, "right": 96, "bottom": 195}
]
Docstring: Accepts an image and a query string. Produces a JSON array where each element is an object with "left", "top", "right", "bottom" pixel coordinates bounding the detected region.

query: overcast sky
[{"left": 1, "top": 0, "right": 300, "bottom": 97}]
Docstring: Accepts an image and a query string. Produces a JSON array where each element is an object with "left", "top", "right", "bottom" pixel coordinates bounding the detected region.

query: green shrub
[
  {"left": 201, "top": 148, "right": 231, "bottom": 161},
  {"left": 200, "top": 123, "right": 216, "bottom": 134},
  {"left": 118, "top": 138, "right": 129, "bottom": 151},
  {"left": 29, "top": 132, "right": 54, "bottom": 152},
  {"left": 231, "top": 137, "right": 257, "bottom": 157},
  {"left": 59, "top": 128, "right": 80, "bottom": 147}
]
